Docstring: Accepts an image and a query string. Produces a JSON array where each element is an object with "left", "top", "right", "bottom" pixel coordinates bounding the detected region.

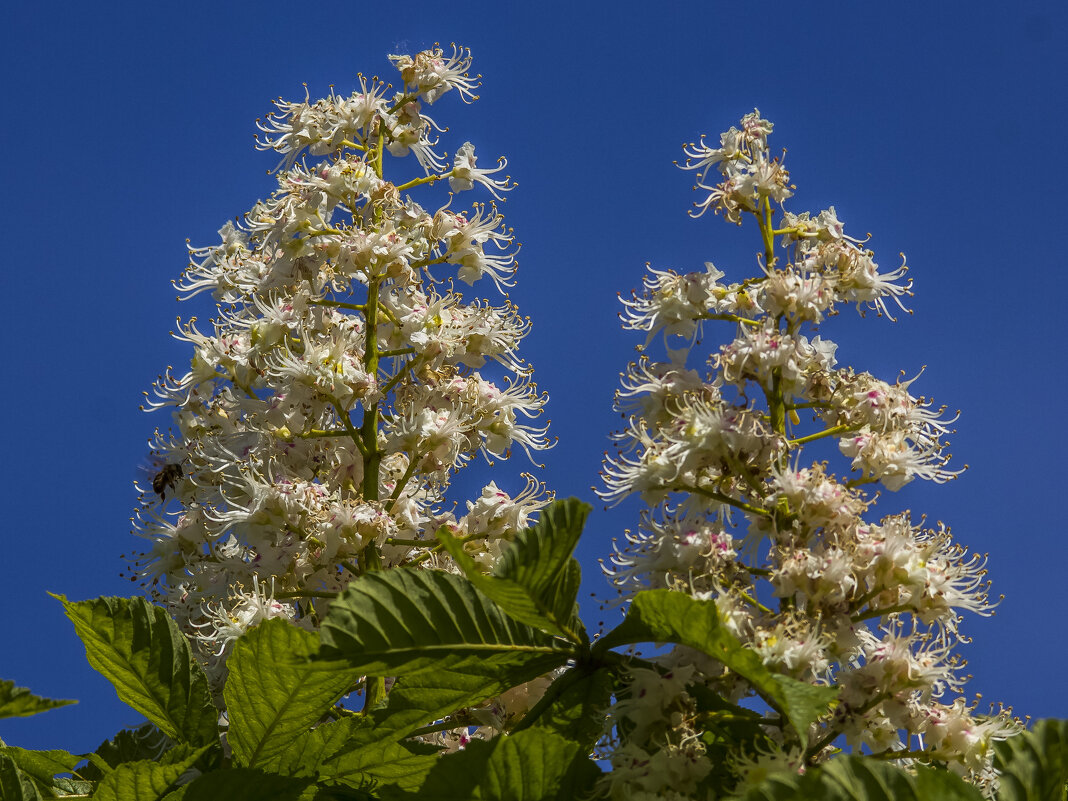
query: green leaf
[
  {"left": 90, "top": 744, "right": 210, "bottom": 801},
  {"left": 52, "top": 776, "right": 96, "bottom": 795},
  {"left": 271, "top": 712, "right": 438, "bottom": 794},
  {"left": 0, "top": 679, "right": 76, "bottom": 720},
  {"left": 435, "top": 498, "right": 590, "bottom": 642},
  {"left": 225, "top": 619, "right": 361, "bottom": 771},
  {"left": 406, "top": 727, "right": 600, "bottom": 800},
  {"left": 315, "top": 718, "right": 439, "bottom": 793},
  {"left": 55, "top": 595, "right": 217, "bottom": 745},
  {"left": 729, "top": 755, "right": 984, "bottom": 801},
  {"left": 369, "top": 657, "right": 566, "bottom": 738},
  {"left": 79, "top": 723, "right": 173, "bottom": 780},
  {"left": 272, "top": 715, "right": 376, "bottom": 778},
  {"left": 0, "top": 753, "right": 43, "bottom": 801},
  {"left": 518, "top": 666, "right": 613, "bottom": 750},
  {"left": 595, "top": 590, "right": 837, "bottom": 748},
  {"left": 318, "top": 568, "right": 575, "bottom": 678},
  {"left": 993, "top": 718, "right": 1068, "bottom": 801},
  {"left": 689, "top": 682, "right": 777, "bottom": 791},
  {"left": 163, "top": 767, "right": 316, "bottom": 801},
  {"left": 0, "top": 746, "right": 82, "bottom": 792}
]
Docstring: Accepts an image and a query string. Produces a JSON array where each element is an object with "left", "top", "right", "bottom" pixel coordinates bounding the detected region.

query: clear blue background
[{"left": 3, "top": 0, "right": 1066, "bottom": 753}]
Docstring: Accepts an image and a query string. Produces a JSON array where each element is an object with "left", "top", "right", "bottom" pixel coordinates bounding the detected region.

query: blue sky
[{"left": 3, "top": 0, "right": 1066, "bottom": 754}]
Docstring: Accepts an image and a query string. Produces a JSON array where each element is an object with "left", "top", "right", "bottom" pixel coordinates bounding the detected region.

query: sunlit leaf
[
  {"left": 595, "top": 590, "right": 837, "bottom": 748},
  {"left": 435, "top": 498, "right": 589, "bottom": 642},
  {"left": 319, "top": 568, "right": 574, "bottom": 678},
  {"left": 225, "top": 619, "right": 361, "bottom": 771},
  {"left": 55, "top": 595, "right": 217, "bottom": 745},
  {"left": 0, "top": 680, "right": 75, "bottom": 720}
]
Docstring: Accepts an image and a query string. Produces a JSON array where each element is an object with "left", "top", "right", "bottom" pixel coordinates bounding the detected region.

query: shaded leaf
[
  {"left": 55, "top": 595, "right": 217, "bottom": 745},
  {"left": 90, "top": 745, "right": 209, "bottom": 801},
  {"left": 518, "top": 666, "right": 613, "bottom": 750},
  {"left": 320, "top": 728, "right": 438, "bottom": 793},
  {"left": 0, "top": 746, "right": 82, "bottom": 795},
  {"left": 993, "top": 718, "right": 1068, "bottom": 801},
  {"left": 319, "top": 569, "right": 574, "bottom": 678},
  {"left": 0, "top": 753, "right": 43, "bottom": 801},
  {"left": 404, "top": 727, "right": 600, "bottom": 800},
  {"left": 370, "top": 656, "right": 564, "bottom": 738},
  {"left": 0, "top": 680, "right": 75, "bottom": 720},
  {"left": 80, "top": 723, "right": 172, "bottom": 781},
  {"left": 689, "top": 682, "right": 776, "bottom": 791},
  {"left": 52, "top": 776, "right": 96, "bottom": 795},
  {"left": 165, "top": 767, "right": 315, "bottom": 801},
  {"left": 0, "top": 746, "right": 81, "bottom": 781},
  {"left": 729, "top": 754, "right": 983, "bottom": 801},
  {"left": 596, "top": 590, "right": 836, "bottom": 747},
  {"left": 226, "top": 619, "right": 361, "bottom": 771}
]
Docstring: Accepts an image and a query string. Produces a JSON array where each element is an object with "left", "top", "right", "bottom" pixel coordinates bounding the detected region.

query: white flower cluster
[
  {"left": 132, "top": 46, "right": 553, "bottom": 687},
  {"left": 601, "top": 111, "right": 1018, "bottom": 797}
]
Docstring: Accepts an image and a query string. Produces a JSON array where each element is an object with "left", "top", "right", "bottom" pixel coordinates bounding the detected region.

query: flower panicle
[
  {"left": 601, "top": 112, "right": 1016, "bottom": 796},
  {"left": 133, "top": 48, "right": 554, "bottom": 695}
]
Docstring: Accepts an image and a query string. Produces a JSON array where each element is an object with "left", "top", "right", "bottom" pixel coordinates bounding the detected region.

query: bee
[{"left": 152, "top": 463, "right": 185, "bottom": 502}]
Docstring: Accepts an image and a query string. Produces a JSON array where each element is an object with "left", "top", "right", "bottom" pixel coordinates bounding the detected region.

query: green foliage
[
  {"left": 994, "top": 719, "right": 1068, "bottom": 801},
  {"left": 81, "top": 723, "right": 174, "bottom": 779},
  {"left": 225, "top": 619, "right": 362, "bottom": 771},
  {"left": 318, "top": 567, "right": 577, "bottom": 680},
  {"left": 90, "top": 744, "right": 211, "bottom": 800},
  {"left": 309, "top": 717, "right": 439, "bottom": 793},
  {"left": 396, "top": 727, "right": 601, "bottom": 800},
  {"left": 726, "top": 755, "right": 984, "bottom": 801},
  {"left": 688, "top": 682, "right": 778, "bottom": 790},
  {"left": 55, "top": 594, "right": 218, "bottom": 746},
  {"left": 514, "top": 666, "right": 614, "bottom": 750},
  {"left": 0, "top": 745, "right": 87, "bottom": 798},
  {"left": 0, "top": 680, "right": 75, "bottom": 720},
  {"left": 2, "top": 502, "right": 1061, "bottom": 801},
  {"left": 0, "top": 752, "right": 43, "bottom": 801},
  {"left": 435, "top": 498, "right": 589, "bottom": 643},
  {"left": 165, "top": 767, "right": 317, "bottom": 800},
  {"left": 595, "top": 588, "right": 838, "bottom": 748}
]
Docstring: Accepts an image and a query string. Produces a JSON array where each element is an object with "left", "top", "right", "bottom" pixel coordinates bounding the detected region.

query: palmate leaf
[
  {"left": 318, "top": 568, "right": 576, "bottom": 679},
  {"left": 689, "top": 682, "right": 777, "bottom": 790},
  {"left": 515, "top": 666, "right": 614, "bottom": 750},
  {"left": 161, "top": 767, "right": 317, "bottom": 801},
  {"left": 0, "top": 753, "right": 42, "bottom": 801},
  {"left": 435, "top": 499, "right": 589, "bottom": 642},
  {"left": 399, "top": 727, "right": 600, "bottom": 801},
  {"left": 271, "top": 713, "right": 438, "bottom": 793},
  {"left": 80, "top": 723, "right": 173, "bottom": 780},
  {"left": 225, "top": 619, "right": 362, "bottom": 771},
  {"left": 993, "top": 718, "right": 1068, "bottom": 801},
  {"left": 595, "top": 590, "right": 837, "bottom": 749},
  {"left": 0, "top": 746, "right": 83, "bottom": 795},
  {"left": 54, "top": 595, "right": 217, "bottom": 746},
  {"left": 0, "top": 680, "right": 75, "bottom": 720},
  {"left": 369, "top": 659, "right": 563, "bottom": 738},
  {"left": 726, "top": 754, "right": 984, "bottom": 801},
  {"left": 90, "top": 744, "right": 211, "bottom": 801}
]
